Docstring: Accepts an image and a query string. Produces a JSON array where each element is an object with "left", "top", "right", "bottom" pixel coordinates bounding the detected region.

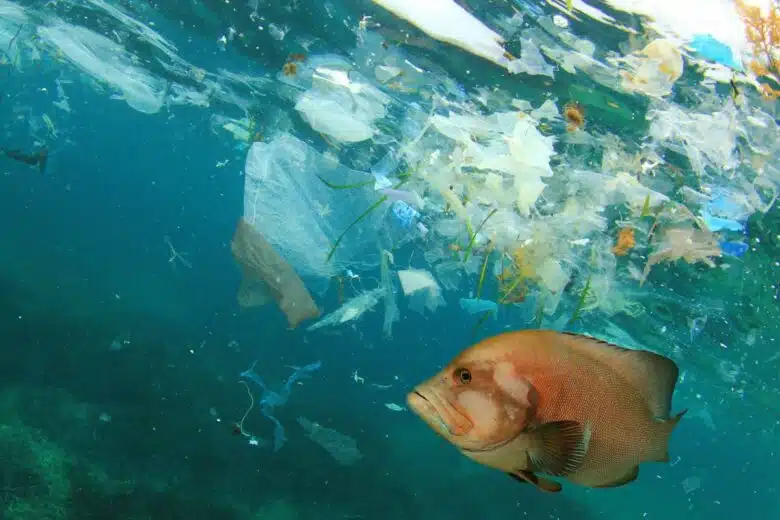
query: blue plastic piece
[
  {"left": 240, "top": 360, "right": 322, "bottom": 451},
  {"left": 702, "top": 193, "right": 746, "bottom": 232},
  {"left": 690, "top": 34, "right": 742, "bottom": 70},
  {"left": 391, "top": 200, "right": 419, "bottom": 230},
  {"left": 719, "top": 241, "right": 748, "bottom": 257}
]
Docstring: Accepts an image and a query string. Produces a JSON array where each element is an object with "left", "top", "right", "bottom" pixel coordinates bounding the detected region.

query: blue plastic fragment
[
  {"left": 690, "top": 34, "right": 742, "bottom": 70},
  {"left": 240, "top": 360, "right": 321, "bottom": 451},
  {"left": 703, "top": 210, "right": 745, "bottom": 232},
  {"left": 719, "top": 241, "right": 748, "bottom": 257},
  {"left": 391, "top": 200, "right": 419, "bottom": 230},
  {"left": 702, "top": 192, "right": 747, "bottom": 232}
]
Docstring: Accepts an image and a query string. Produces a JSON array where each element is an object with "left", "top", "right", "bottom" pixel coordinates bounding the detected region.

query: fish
[{"left": 407, "top": 330, "right": 686, "bottom": 493}]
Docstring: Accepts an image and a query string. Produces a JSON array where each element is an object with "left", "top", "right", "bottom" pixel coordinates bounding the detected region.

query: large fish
[{"left": 407, "top": 330, "right": 686, "bottom": 493}]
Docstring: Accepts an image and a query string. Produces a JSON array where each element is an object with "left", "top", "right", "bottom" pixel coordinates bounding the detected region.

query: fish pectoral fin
[
  {"left": 528, "top": 420, "right": 588, "bottom": 476},
  {"left": 507, "top": 470, "right": 562, "bottom": 493},
  {"left": 593, "top": 466, "right": 639, "bottom": 488}
]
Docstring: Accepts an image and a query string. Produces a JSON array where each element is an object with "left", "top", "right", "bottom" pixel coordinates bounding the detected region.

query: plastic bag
[
  {"left": 231, "top": 218, "right": 320, "bottom": 328},
  {"left": 242, "top": 134, "right": 385, "bottom": 288}
]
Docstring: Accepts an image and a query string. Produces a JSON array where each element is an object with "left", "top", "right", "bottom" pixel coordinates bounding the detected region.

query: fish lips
[{"left": 407, "top": 388, "right": 473, "bottom": 437}]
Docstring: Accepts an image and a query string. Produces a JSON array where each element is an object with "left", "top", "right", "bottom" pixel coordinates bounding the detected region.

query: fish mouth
[{"left": 407, "top": 387, "right": 473, "bottom": 437}]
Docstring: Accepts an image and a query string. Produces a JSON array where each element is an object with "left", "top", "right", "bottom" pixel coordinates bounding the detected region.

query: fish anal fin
[
  {"left": 528, "top": 420, "right": 588, "bottom": 476},
  {"left": 593, "top": 466, "right": 639, "bottom": 488},
  {"left": 507, "top": 470, "right": 562, "bottom": 493},
  {"left": 560, "top": 332, "right": 680, "bottom": 419}
]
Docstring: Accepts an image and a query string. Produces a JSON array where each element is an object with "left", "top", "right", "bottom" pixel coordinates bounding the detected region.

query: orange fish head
[{"left": 407, "top": 357, "right": 538, "bottom": 451}]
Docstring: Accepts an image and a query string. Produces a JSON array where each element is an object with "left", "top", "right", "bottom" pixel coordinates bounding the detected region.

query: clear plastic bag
[{"left": 242, "top": 134, "right": 386, "bottom": 288}]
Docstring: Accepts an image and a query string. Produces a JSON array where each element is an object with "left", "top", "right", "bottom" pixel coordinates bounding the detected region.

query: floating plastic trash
[
  {"left": 231, "top": 218, "right": 321, "bottom": 329},
  {"left": 371, "top": 0, "right": 515, "bottom": 71},
  {"left": 689, "top": 34, "right": 741, "bottom": 70},
  {"left": 719, "top": 241, "right": 748, "bottom": 257},
  {"left": 241, "top": 134, "right": 385, "bottom": 288}
]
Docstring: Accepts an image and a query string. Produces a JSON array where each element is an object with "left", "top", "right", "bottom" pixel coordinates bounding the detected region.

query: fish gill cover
[{"left": 0, "top": 0, "right": 778, "bottom": 518}]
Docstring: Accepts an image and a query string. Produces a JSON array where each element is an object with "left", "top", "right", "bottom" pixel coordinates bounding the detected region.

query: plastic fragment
[
  {"left": 298, "top": 417, "right": 363, "bottom": 466},
  {"left": 231, "top": 218, "right": 320, "bottom": 329}
]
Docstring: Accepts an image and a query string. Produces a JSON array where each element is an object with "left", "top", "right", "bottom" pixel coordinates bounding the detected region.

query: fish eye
[{"left": 454, "top": 368, "right": 472, "bottom": 384}]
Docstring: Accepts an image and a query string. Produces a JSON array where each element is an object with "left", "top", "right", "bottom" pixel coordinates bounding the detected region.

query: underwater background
[{"left": 0, "top": 0, "right": 778, "bottom": 519}]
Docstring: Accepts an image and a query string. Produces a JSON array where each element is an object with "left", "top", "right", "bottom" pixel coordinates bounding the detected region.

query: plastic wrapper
[
  {"left": 231, "top": 218, "right": 320, "bottom": 329},
  {"left": 241, "top": 134, "right": 385, "bottom": 288},
  {"left": 297, "top": 417, "right": 363, "bottom": 466}
]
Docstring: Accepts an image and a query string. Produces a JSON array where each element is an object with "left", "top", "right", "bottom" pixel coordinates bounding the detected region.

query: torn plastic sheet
[{"left": 231, "top": 218, "right": 320, "bottom": 329}]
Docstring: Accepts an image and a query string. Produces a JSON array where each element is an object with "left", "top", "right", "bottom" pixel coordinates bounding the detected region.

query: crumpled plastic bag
[{"left": 231, "top": 218, "right": 320, "bottom": 328}]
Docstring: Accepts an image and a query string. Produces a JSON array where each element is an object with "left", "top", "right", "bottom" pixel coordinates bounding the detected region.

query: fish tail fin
[{"left": 648, "top": 409, "right": 687, "bottom": 462}]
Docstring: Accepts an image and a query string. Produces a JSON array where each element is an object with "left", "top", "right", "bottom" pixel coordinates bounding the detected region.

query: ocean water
[{"left": 0, "top": 0, "right": 778, "bottom": 519}]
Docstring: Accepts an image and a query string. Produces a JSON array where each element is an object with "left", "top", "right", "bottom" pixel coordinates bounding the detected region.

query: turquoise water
[{"left": 1, "top": 0, "right": 778, "bottom": 519}]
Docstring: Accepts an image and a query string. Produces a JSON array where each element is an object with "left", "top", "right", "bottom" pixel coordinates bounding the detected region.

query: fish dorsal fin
[{"left": 559, "top": 332, "right": 679, "bottom": 419}]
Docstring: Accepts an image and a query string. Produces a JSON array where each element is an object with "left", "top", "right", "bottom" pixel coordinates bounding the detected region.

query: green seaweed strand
[
  {"left": 568, "top": 275, "right": 592, "bottom": 327},
  {"left": 326, "top": 195, "right": 388, "bottom": 262},
  {"left": 326, "top": 178, "right": 409, "bottom": 262},
  {"left": 463, "top": 208, "right": 498, "bottom": 263},
  {"left": 499, "top": 275, "right": 524, "bottom": 304},
  {"left": 476, "top": 243, "right": 493, "bottom": 299},
  {"left": 534, "top": 292, "right": 545, "bottom": 328},
  {"left": 317, "top": 175, "right": 375, "bottom": 190}
]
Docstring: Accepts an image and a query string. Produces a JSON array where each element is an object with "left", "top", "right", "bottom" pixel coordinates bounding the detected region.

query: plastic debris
[
  {"left": 619, "top": 39, "right": 683, "bottom": 97},
  {"left": 459, "top": 297, "right": 498, "bottom": 316},
  {"left": 397, "top": 269, "right": 445, "bottom": 314},
  {"left": 371, "top": 0, "right": 516, "bottom": 72},
  {"left": 241, "top": 360, "right": 322, "bottom": 452},
  {"left": 38, "top": 22, "right": 167, "bottom": 114},
  {"left": 231, "top": 218, "right": 320, "bottom": 329},
  {"left": 689, "top": 34, "right": 741, "bottom": 69},
  {"left": 241, "top": 134, "right": 384, "bottom": 287},
  {"left": 380, "top": 250, "right": 399, "bottom": 338},
  {"left": 306, "top": 287, "right": 384, "bottom": 331},
  {"left": 295, "top": 65, "right": 391, "bottom": 143},
  {"left": 507, "top": 38, "right": 555, "bottom": 78},
  {"left": 719, "top": 241, "right": 748, "bottom": 257},
  {"left": 297, "top": 417, "right": 363, "bottom": 466},
  {"left": 642, "top": 227, "right": 722, "bottom": 285}
]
